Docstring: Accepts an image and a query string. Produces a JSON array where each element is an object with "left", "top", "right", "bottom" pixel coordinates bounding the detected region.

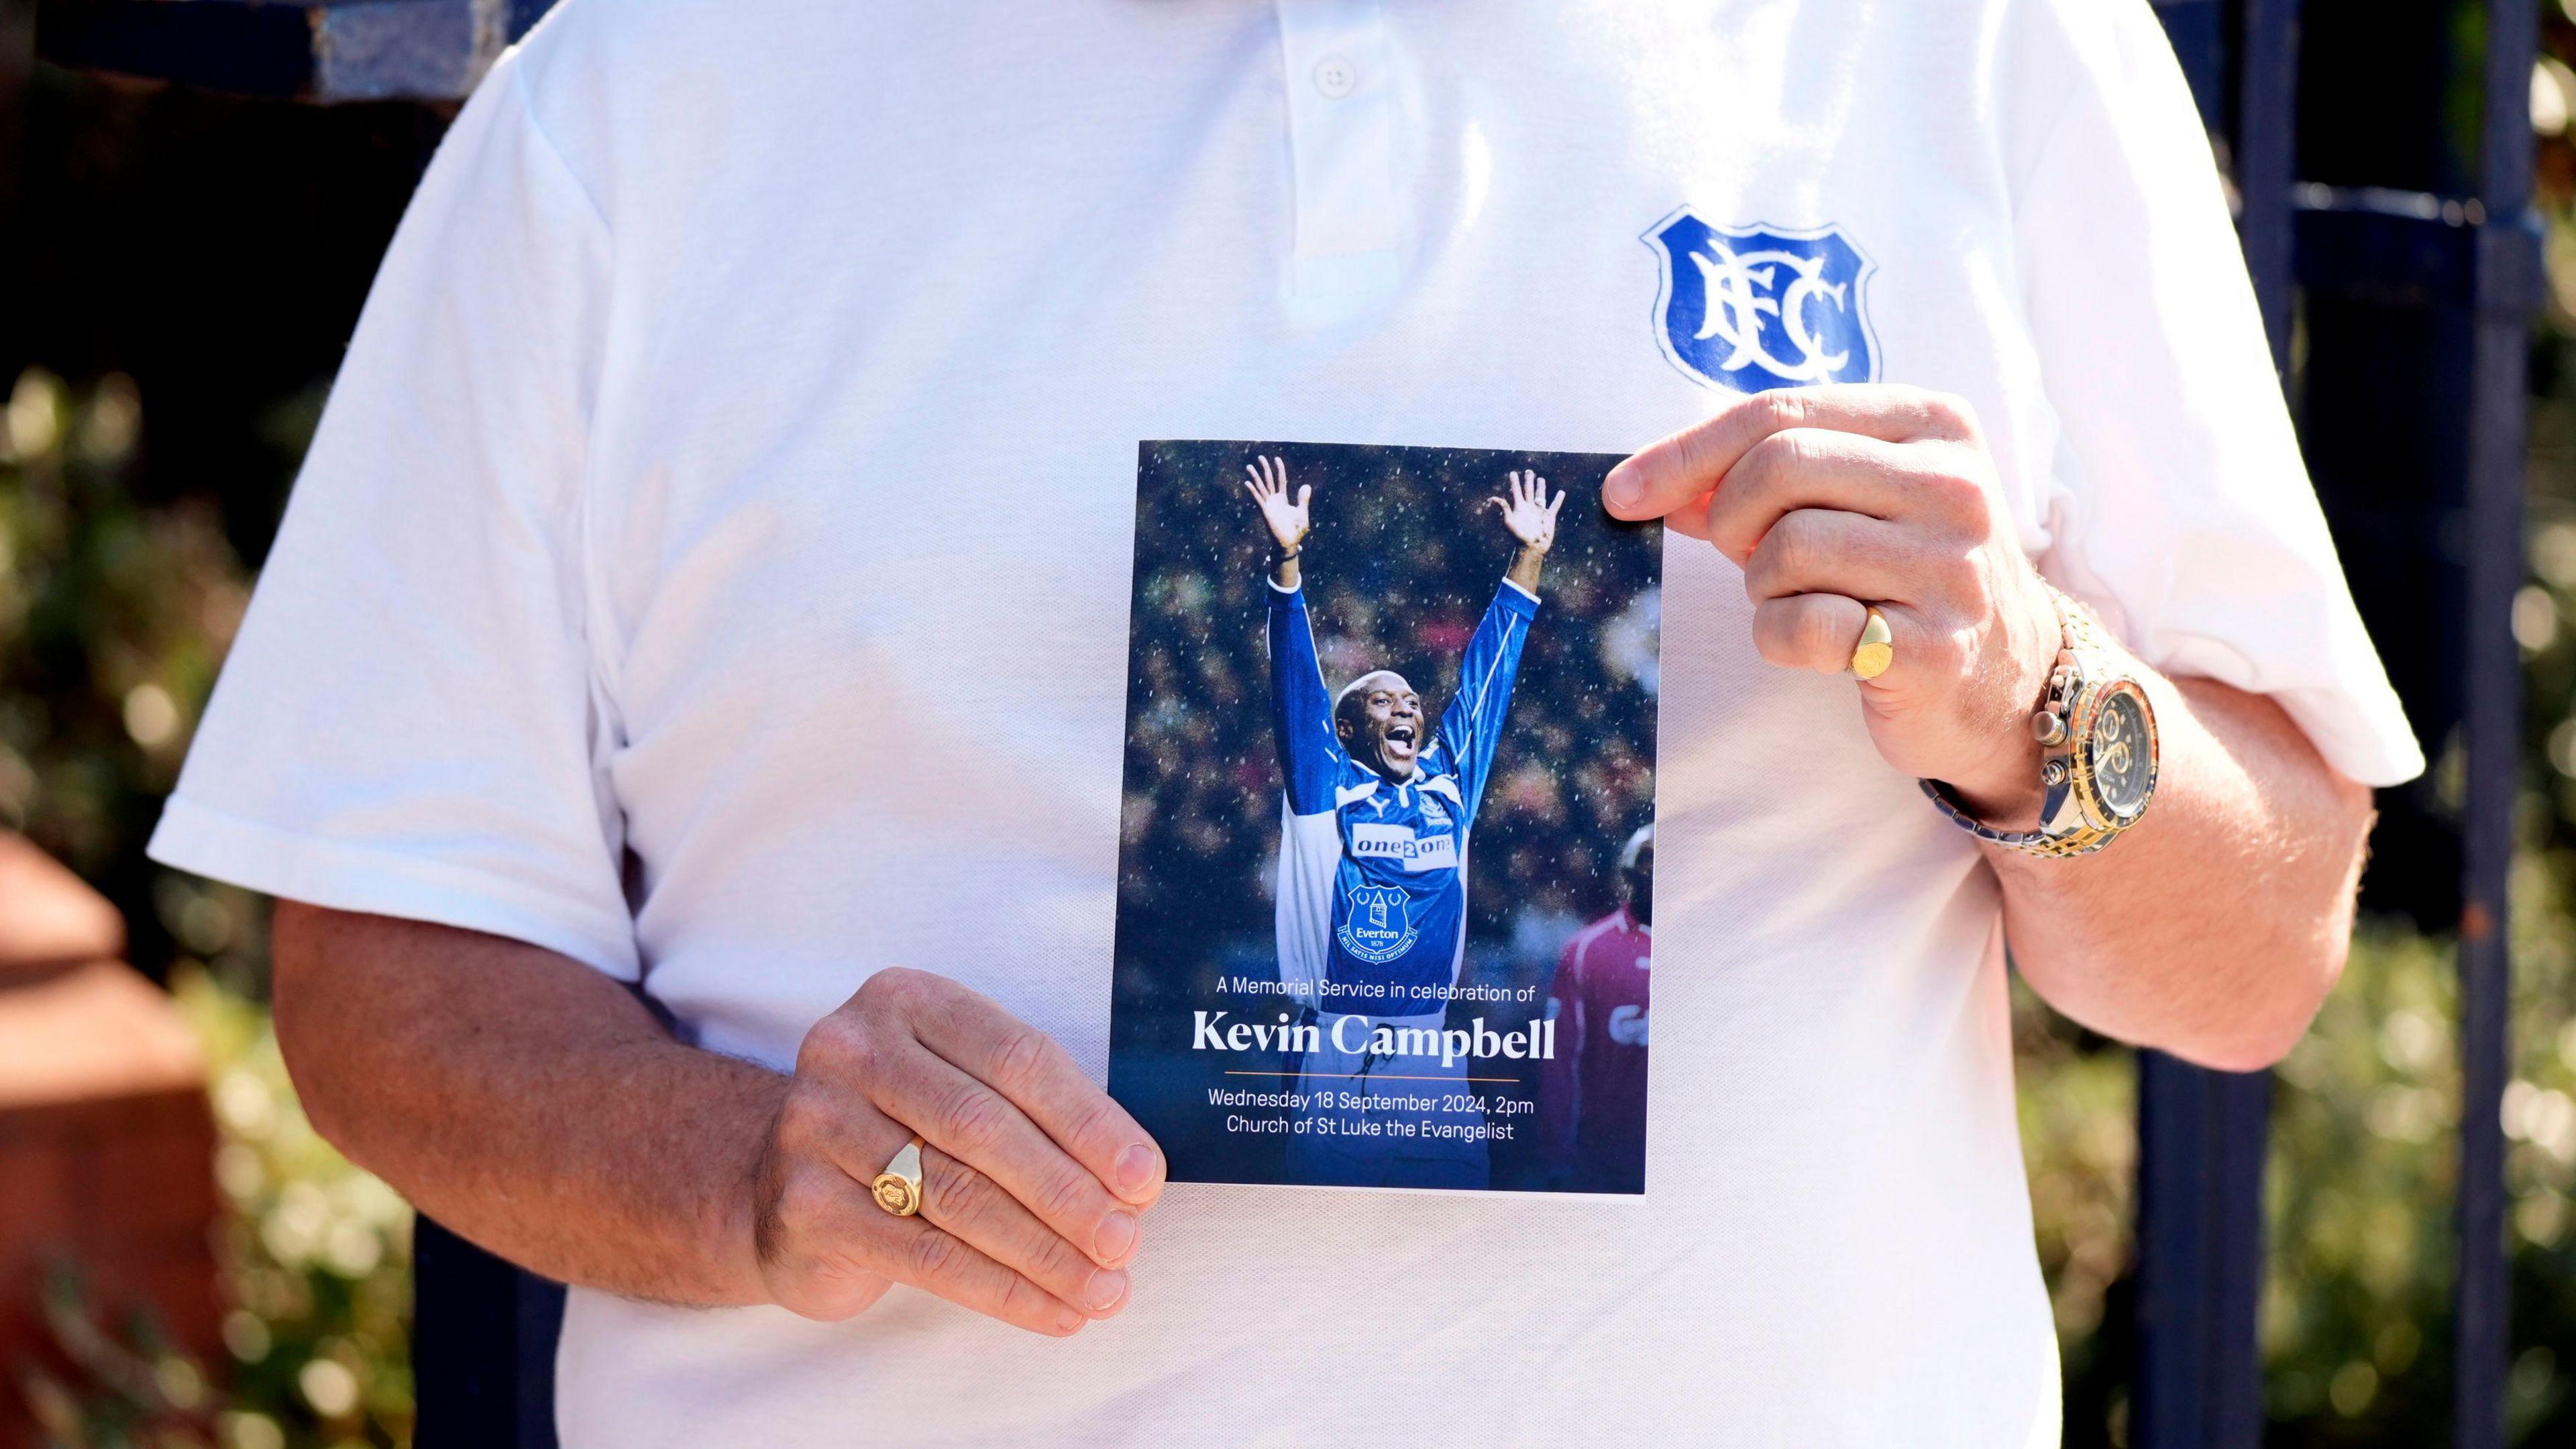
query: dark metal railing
[
  {"left": 2131, "top": 7, "right": 2300, "bottom": 1442},
  {"left": 2456, "top": 1, "right": 2541, "bottom": 1440},
  {"left": 2143, "top": 2, "right": 2542, "bottom": 1446}
]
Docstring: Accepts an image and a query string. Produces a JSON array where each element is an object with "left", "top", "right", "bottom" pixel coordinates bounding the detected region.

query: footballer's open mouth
[{"left": 1385, "top": 724, "right": 1419, "bottom": 748}]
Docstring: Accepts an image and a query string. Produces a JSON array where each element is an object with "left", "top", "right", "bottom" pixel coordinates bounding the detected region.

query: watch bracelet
[
  {"left": 1917, "top": 777, "right": 2118, "bottom": 858},
  {"left": 1917, "top": 581, "right": 2126, "bottom": 859},
  {"left": 2041, "top": 580, "right": 2112, "bottom": 654}
]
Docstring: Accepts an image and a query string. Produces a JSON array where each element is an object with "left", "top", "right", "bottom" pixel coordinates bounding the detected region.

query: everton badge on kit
[
  {"left": 1336, "top": 881, "right": 1421, "bottom": 964},
  {"left": 1642, "top": 207, "right": 1878, "bottom": 393}
]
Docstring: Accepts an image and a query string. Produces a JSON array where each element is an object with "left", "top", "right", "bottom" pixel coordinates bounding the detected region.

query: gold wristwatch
[{"left": 1919, "top": 584, "right": 2159, "bottom": 858}]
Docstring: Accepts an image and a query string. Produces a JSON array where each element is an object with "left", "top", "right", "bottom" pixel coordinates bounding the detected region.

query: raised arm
[
  {"left": 1438, "top": 580, "right": 1540, "bottom": 822},
  {"left": 271, "top": 904, "right": 1166, "bottom": 1336},
  {"left": 1436, "top": 471, "right": 1554, "bottom": 820},
  {"left": 1248, "top": 457, "right": 1344, "bottom": 813}
]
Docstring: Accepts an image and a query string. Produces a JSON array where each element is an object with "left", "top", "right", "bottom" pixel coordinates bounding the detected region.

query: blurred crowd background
[{"left": 9, "top": 5, "right": 2576, "bottom": 1449}]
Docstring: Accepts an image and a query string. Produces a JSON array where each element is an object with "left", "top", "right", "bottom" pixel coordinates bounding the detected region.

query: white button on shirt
[
  {"left": 150, "top": 1, "right": 2420, "bottom": 1445},
  {"left": 1277, "top": 0, "right": 1403, "bottom": 322}
]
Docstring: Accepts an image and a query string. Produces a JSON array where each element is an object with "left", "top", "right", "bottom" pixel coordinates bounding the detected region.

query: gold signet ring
[
  {"left": 872, "top": 1135, "right": 926, "bottom": 1217},
  {"left": 1849, "top": 607, "right": 1894, "bottom": 681}
]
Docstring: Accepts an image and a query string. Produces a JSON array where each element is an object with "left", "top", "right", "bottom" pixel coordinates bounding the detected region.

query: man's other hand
[
  {"left": 1602, "top": 385, "right": 2061, "bottom": 826},
  {"left": 753, "top": 967, "right": 1167, "bottom": 1336}
]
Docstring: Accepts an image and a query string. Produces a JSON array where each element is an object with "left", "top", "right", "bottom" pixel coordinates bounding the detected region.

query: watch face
[{"left": 2086, "top": 686, "right": 2156, "bottom": 822}]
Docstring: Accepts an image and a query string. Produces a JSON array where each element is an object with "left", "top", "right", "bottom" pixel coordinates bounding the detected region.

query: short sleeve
[
  {"left": 2008, "top": 0, "right": 2425, "bottom": 788},
  {"left": 146, "top": 50, "right": 637, "bottom": 978}
]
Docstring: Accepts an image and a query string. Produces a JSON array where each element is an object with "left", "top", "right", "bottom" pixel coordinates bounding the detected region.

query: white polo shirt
[{"left": 149, "top": 1, "right": 2422, "bottom": 1444}]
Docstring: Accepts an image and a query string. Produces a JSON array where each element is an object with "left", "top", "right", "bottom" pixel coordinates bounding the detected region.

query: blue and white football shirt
[{"left": 1266, "top": 576, "right": 1538, "bottom": 1014}]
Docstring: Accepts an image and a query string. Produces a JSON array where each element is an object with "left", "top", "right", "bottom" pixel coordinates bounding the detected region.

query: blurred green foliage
[
  {"left": 12, "top": 969, "right": 415, "bottom": 1449},
  {"left": 2026, "top": 866, "right": 2576, "bottom": 1447},
  {"left": 5, "top": 368, "right": 409, "bottom": 1449},
  {"left": 0, "top": 368, "right": 237, "bottom": 878},
  {"left": 20, "top": 1258, "right": 220, "bottom": 1447},
  {"left": 178, "top": 966, "right": 415, "bottom": 1449}
]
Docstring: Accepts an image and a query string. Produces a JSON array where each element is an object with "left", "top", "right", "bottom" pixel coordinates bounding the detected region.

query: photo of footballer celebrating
[
  {"left": 1250, "top": 454, "right": 1558, "bottom": 1189},
  {"left": 1107, "top": 440, "right": 1660, "bottom": 1195}
]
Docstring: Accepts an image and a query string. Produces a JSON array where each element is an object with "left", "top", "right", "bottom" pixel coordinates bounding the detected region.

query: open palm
[
  {"left": 1242, "top": 455, "right": 1310, "bottom": 551},
  {"left": 1488, "top": 470, "right": 1566, "bottom": 553}
]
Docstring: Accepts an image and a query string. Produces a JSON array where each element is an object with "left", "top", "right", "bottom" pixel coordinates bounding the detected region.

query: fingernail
[
  {"left": 1085, "top": 1268, "right": 1129, "bottom": 1312},
  {"left": 1055, "top": 1307, "right": 1086, "bottom": 1333},
  {"left": 1605, "top": 466, "right": 1643, "bottom": 511},
  {"left": 1094, "top": 1210, "right": 1138, "bottom": 1263},
  {"left": 1115, "top": 1144, "right": 1158, "bottom": 1195}
]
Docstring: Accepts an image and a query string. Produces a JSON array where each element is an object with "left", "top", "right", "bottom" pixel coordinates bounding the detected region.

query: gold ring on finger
[
  {"left": 872, "top": 1134, "right": 926, "bottom": 1217},
  {"left": 1849, "top": 606, "right": 1894, "bottom": 682}
]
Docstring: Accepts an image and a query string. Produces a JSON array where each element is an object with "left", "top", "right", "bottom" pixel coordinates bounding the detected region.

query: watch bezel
[{"left": 2066, "top": 676, "right": 2159, "bottom": 832}]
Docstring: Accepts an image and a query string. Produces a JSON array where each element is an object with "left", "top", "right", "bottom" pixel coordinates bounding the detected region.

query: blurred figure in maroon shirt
[{"left": 1537, "top": 825, "right": 1652, "bottom": 1193}]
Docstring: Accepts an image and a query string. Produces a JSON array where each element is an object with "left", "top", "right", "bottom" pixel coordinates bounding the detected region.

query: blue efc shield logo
[
  {"left": 1643, "top": 209, "right": 1878, "bottom": 392},
  {"left": 1338, "top": 883, "right": 1419, "bottom": 965}
]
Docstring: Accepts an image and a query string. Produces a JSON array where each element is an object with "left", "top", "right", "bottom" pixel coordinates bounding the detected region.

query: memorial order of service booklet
[{"left": 1107, "top": 441, "right": 1661, "bottom": 1195}]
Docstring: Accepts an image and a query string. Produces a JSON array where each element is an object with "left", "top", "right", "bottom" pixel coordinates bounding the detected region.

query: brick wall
[{"left": 0, "top": 838, "right": 220, "bottom": 1446}]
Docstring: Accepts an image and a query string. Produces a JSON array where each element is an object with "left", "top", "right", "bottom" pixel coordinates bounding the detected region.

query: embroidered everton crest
[
  {"left": 1337, "top": 882, "right": 1421, "bottom": 964},
  {"left": 1643, "top": 208, "right": 1878, "bottom": 392}
]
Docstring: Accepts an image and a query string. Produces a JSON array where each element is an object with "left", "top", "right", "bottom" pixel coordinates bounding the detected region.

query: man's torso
[{"left": 513, "top": 0, "right": 2070, "bottom": 1442}]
